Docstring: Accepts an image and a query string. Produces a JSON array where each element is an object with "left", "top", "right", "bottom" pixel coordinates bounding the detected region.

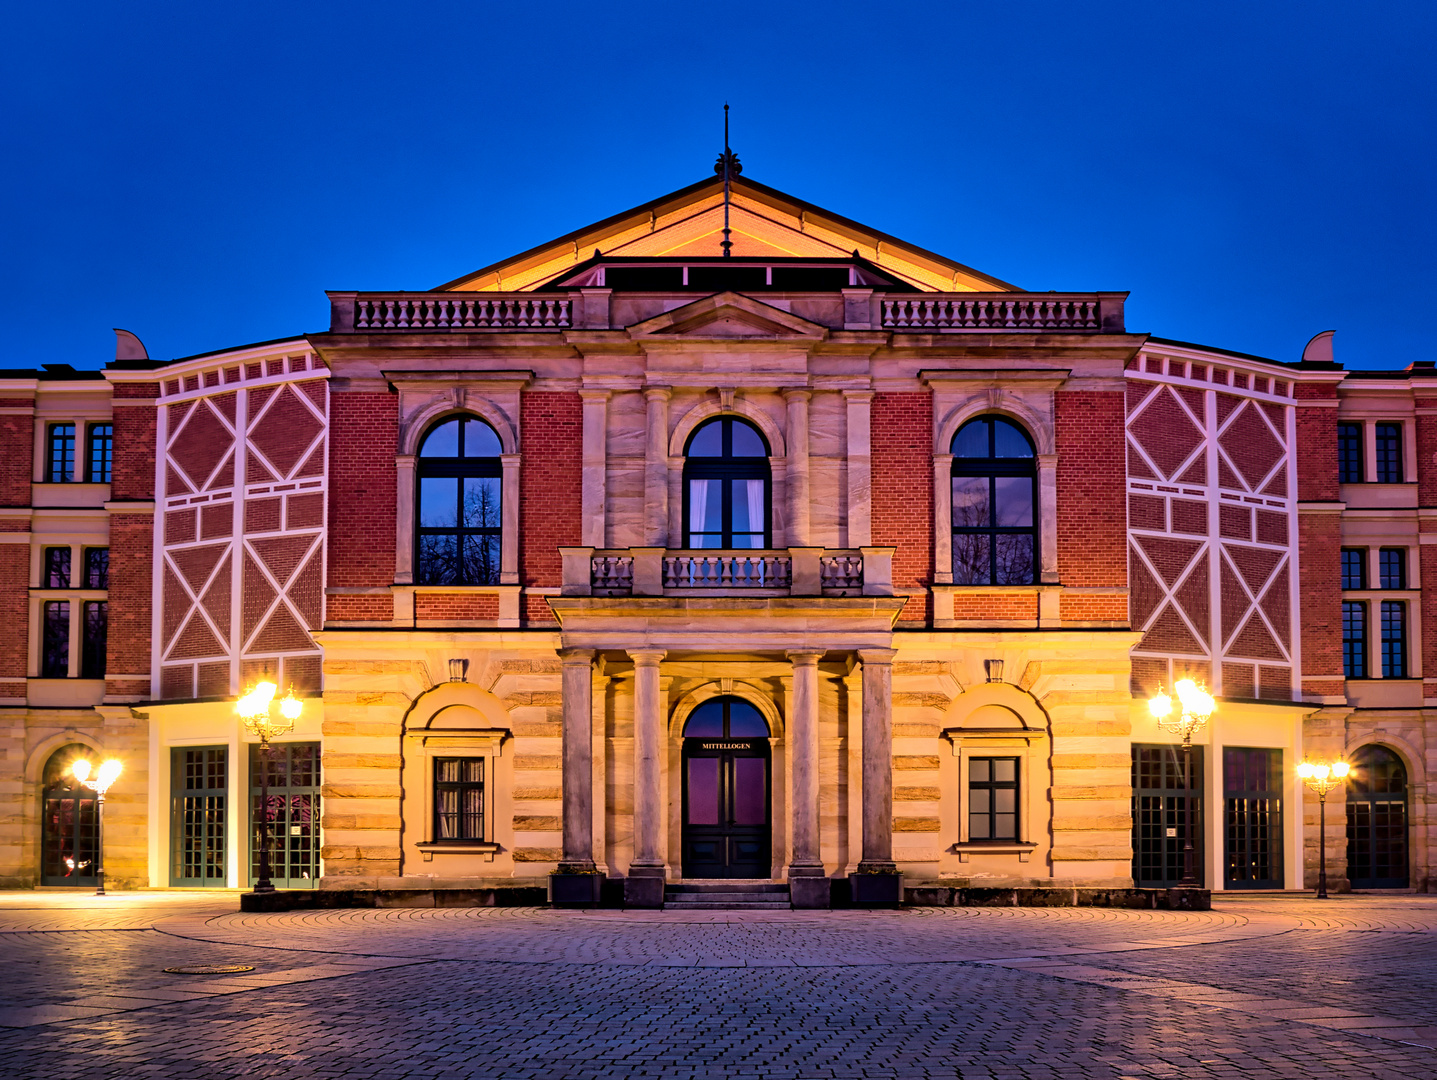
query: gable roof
[{"left": 435, "top": 175, "right": 1019, "bottom": 294}]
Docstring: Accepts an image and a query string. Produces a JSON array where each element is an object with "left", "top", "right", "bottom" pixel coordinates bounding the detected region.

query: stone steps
[{"left": 664, "top": 883, "right": 792, "bottom": 910}]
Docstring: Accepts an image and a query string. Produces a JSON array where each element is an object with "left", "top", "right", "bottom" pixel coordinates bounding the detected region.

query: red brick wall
[
  {"left": 1294, "top": 383, "right": 1338, "bottom": 502},
  {"left": 519, "top": 392, "right": 581, "bottom": 587},
  {"left": 1417, "top": 397, "right": 1437, "bottom": 507},
  {"left": 0, "top": 397, "right": 34, "bottom": 506},
  {"left": 872, "top": 392, "right": 933, "bottom": 623},
  {"left": 952, "top": 593, "right": 1038, "bottom": 621},
  {"left": 416, "top": 593, "right": 500, "bottom": 621},
  {"left": 1294, "top": 382, "right": 1341, "bottom": 695},
  {"left": 0, "top": 526, "right": 26, "bottom": 694},
  {"left": 326, "top": 595, "right": 393, "bottom": 622},
  {"left": 111, "top": 384, "right": 158, "bottom": 501},
  {"left": 327, "top": 391, "right": 397, "bottom": 601},
  {"left": 107, "top": 514, "right": 153, "bottom": 688},
  {"left": 1056, "top": 391, "right": 1126, "bottom": 597}
]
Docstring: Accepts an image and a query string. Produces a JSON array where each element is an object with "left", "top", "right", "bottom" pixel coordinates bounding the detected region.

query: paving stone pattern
[{"left": 0, "top": 892, "right": 1433, "bottom": 1078}]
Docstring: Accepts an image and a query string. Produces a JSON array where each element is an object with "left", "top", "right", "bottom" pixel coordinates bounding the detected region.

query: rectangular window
[
  {"left": 1340, "top": 548, "right": 1366, "bottom": 590},
  {"left": 1342, "top": 601, "right": 1367, "bottom": 678},
  {"left": 87, "top": 424, "right": 113, "bottom": 483},
  {"left": 434, "top": 758, "right": 485, "bottom": 841},
  {"left": 1379, "top": 548, "right": 1405, "bottom": 590},
  {"left": 43, "top": 546, "right": 71, "bottom": 588},
  {"left": 1337, "top": 423, "right": 1363, "bottom": 483},
  {"left": 46, "top": 423, "right": 76, "bottom": 482},
  {"left": 80, "top": 602, "right": 107, "bottom": 679},
  {"left": 41, "top": 600, "right": 70, "bottom": 677},
  {"left": 83, "top": 548, "right": 109, "bottom": 589},
  {"left": 968, "top": 756, "right": 1019, "bottom": 842},
  {"left": 1381, "top": 601, "right": 1406, "bottom": 678},
  {"left": 1376, "top": 423, "right": 1403, "bottom": 483}
]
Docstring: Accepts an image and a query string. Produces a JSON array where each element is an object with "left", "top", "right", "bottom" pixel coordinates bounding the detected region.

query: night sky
[{"left": 3, "top": 1, "right": 1432, "bottom": 370}]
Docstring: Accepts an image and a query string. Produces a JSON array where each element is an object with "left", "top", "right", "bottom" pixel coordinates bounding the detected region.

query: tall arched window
[
  {"left": 683, "top": 417, "right": 770, "bottom": 549},
  {"left": 416, "top": 415, "right": 503, "bottom": 585},
  {"left": 41, "top": 744, "right": 98, "bottom": 886},
  {"left": 1346, "top": 745, "right": 1409, "bottom": 888},
  {"left": 951, "top": 416, "right": 1037, "bottom": 585}
]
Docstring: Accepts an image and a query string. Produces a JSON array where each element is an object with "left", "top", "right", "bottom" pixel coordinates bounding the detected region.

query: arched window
[
  {"left": 682, "top": 696, "right": 771, "bottom": 738},
  {"left": 1346, "top": 745, "right": 1409, "bottom": 888},
  {"left": 951, "top": 416, "right": 1037, "bottom": 585},
  {"left": 41, "top": 745, "right": 98, "bottom": 885},
  {"left": 416, "top": 415, "right": 503, "bottom": 585},
  {"left": 683, "top": 416, "right": 770, "bottom": 549}
]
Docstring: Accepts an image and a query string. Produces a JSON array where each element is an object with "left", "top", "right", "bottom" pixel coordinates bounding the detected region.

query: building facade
[{"left": 1, "top": 175, "right": 1430, "bottom": 902}]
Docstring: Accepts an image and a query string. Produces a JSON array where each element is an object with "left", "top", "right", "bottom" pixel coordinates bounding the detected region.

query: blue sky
[{"left": 2, "top": 1, "right": 1432, "bottom": 370}]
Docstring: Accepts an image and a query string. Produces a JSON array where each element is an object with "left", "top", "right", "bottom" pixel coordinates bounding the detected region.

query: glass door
[
  {"left": 1347, "top": 745, "right": 1409, "bottom": 888},
  {"left": 1224, "top": 747, "right": 1283, "bottom": 889},
  {"left": 1131, "top": 744, "right": 1204, "bottom": 887},
  {"left": 249, "top": 743, "right": 322, "bottom": 889},
  {"left": 172, "top": 746, "right": 228, "bottom": 886}
]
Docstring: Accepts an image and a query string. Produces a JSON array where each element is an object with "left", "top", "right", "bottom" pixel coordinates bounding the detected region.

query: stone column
[
  {"left": 626, "top": 648, "right": 667, "bottom": 907},
  {"left": 932, "top": 453, "right": 953, "bottom": 584},
  {"left": 643, "top": 388, "right": 670, "bottom": 548},
  {"left": 500, "top": 453, "right": 521, "bottom": 585},
  {"left": 783, "top": 388, "right": 811, "bottom": 547},
  {"left": 786, "top": 649, "right": 829, "bottom": 907},
  {"left": 858, "top": 648, "right": 897, "bottom": 871},
  {"left": 393, "top": 454, "right": 416, "bottom": 584},
  {"left": 1037, "top": 453, "right": 1059, "bottom": 583},
  {"left": 844, "top": 390, "right": 873, "bottom": 547},
  {"left": 579, "top": 391, "right": 610, "bottom": 548},
  {"left": 558, "top": 648, "right": 596, "bottom": 871}
]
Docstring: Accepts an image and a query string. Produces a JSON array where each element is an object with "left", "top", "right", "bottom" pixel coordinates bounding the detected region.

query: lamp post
[
  {"left": 235, "top": 680, "right": 303, "bottom": 893},
  {"left": 1297, "top": 759, "right": 1349, "bottom": 899},
  {"left": 1147, "top": 678, "right": 1216, "bottom": 888},
  {"left": 70, "top": 758, "right": 122, "bottom": 896}
]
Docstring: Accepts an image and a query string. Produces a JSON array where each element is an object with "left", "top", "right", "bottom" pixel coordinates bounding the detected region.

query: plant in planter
[
  {"left": 549, "top": 867, "right": 604, "bottom": 906},
  {"left": 848, "top": 866, "right": 903, "bottom": 907}
]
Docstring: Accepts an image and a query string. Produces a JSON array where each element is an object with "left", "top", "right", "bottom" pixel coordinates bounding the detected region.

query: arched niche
[
  {"left": 669, "top": 399, "right": 787, "bottom": 460},
  {"left": 1343, "top": 734, "right": 1426, "bottom": 791},
  {"left": 943, "top": 682, "right": 1049, "bottom": 740},
  {"left": 669, "top": 681, "right": 785, "bottom": 741},
  {"left": 404, "top": 682, "right": 512, "bottom": 736}
]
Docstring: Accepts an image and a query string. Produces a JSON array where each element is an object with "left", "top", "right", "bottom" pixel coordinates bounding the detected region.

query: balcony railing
[
  {"left": 344, "top": 294, "right": 571, "bottom": 331},
  {"left": 562, "top": 547, "right": 891, "bottom": 598},
  {"left": 881, "top": 294, "right": 1108, "bottom": 331}
]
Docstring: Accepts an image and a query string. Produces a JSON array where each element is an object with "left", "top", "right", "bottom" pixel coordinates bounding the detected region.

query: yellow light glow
[
  {"left": 71, "top": 759, "right": 92, "bottom": 783},
  {"left": 1332, "top": 761, "right": 1350, "bottom": 778},
  {"left": 279, "top": 689, "right": 303, "bottom": 721},
  {"left": 97, "top": 759, "right": 122, "bottom": 790},
  {"left": 1148, "top": 689, "right": 1172, "bottom": 720},
  {"left": 1297, "top": 762, "right": 1316, "bottom": 779},
  {"left": 1313, "top": 764, "right": 1330, "bottom": 781},
  {"left": 253, "top": 681, "right": 277, "bottom": 705}
]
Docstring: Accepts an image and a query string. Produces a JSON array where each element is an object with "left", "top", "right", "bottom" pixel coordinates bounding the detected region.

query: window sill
[
  {"left": 952, "top": 841, "right": 1037, "bottom": 863},
  {"left": 415, "top": 841, "right": 500, "bottom": 863}
]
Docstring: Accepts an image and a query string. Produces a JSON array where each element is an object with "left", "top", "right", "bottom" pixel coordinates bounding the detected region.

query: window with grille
[
  {"left": 43, "top": 546, "right": 71, "bottom": 588},
  {"left": 1337, "top": 423, "right": 1363, "bottom": 483},
  {"left": 683, "top": 417, "right": 771, "bottom": 548},
  {"left": 434, "top": 758, "right": 485, "bottom": 841},
  {"left": 1342, "top": 601, "right": 1367, "bottom": 678},
  {"left": 87, "top": 424, "right": 113, "bottom": 483},
  {"left": 1381, "top": 601, "right": 1406, "bottom": 678},
  {"left": 968, "top": 757, "right": 1019, "bottom": 841},
  {"left": 1340, "top": 548, "right": 1365, "bottom": 590},
  {"left": 1375, "top": 423, "right": 1403, "bottom": 483},
  {"left": 172, "top": 746, "right": 228, "bottom": 886},
  {"left": 950, "top": 416, "right": 1037, "bottom": 585},
  {"left": 41, "top": 601, "right": 69, "bottom": 677},
  {"left": 46, "top": 423, "right": 76, "bottom": 482},
  {"left": 1378, "top": 548, "right": 1405, "bottom": 590},
  {"left": 416, "top": 416, "right": 503, "bottom": 585}
]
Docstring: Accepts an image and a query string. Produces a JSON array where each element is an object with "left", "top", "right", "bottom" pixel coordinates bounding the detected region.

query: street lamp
[
  {"left": 70, "top": 758, "right": 122, "bottom": 895},
  {"left": 1147, "top": 678, "right": 1216, "bottom": 888},
  {"left": 1297, "top": 759, "right": 1350, "bottom": 899},
  {"left": 235, "top": 680, "right": 303, "bottom": 893}
]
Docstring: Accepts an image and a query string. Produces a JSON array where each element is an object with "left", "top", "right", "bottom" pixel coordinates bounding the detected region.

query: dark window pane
[
  {"left": 682, "top": 701, "right": 725, "bottom": 737},
  {"left": 462, "top": 477, "right": 501, "bottom": 529},
  {"left": 81, "top": 602, "right": 107, "bottom": 679},
  {"left": 953, "top": 534, "right": 992, "bottom": 585},
  {"left": 993, "top": 476, "right": 1034, "bottom": 527},
  {"left": 683, "top": 420, "right": 771, "bottom": 547},
  {"left": 686, "top": 758, "right": 720, "bottom": 824},
  {"left": 1337, "top": 423, "right": 1363, "bottom": 483},
  {"left": 84, "top": 548, "right": 109, "bottom": 589},
  {"left": 995, "top": 535, "right": 1035, "bottom": 585},
  {"left": 970, "top": 759, "right": 990, "bottom": 782},
  {"left": 1340, "top": 548, "right": 1365, "bottom": 590},
  {"left": 419, "top": 477, "right": 458, "bottom": 527},
  {"left": 416, "top": 534, "right": 460, "bottom": 585},
  {"left": 1379, "top": 549, "right": 1405, "bottom": 590},
  {"left": 1343, "top": 601, "right": 1367, "bottom": 678},
  {"left": 730, "top": 421, "right": 766, "bottom": 457},
  {"left": 732, "top": 758, "right": 767, "bottom": 824},
  {"left": 726, "top": 700, "right": 769, "bottom": 737},
  {"left": 433, "top": 757, "right": 484, "bottom": 841},
  {"left": 729, "top": 479, "right": 764, "bottom": 535},
  {"left": 1376, "top": 423, "right": 1402, "bottom": 483},
  {"left": 969, "top": 756, "right": 1020, "bottom": 843},
  {"left": 44, "top": 547, "right": 71, "bottom": 588},
  {"left": 48, "top": 424, "right": 76, "bottom": 482},
  {"left": 992, "top": 759, "right": 1016, "bottom": 783},
  {"left": 687, "top": 421, "right": 723, "bottom": 456},
  {"left": 993, "top": 419, "right": 1034, "bottom": 457},
  {"left": 87, "top": 424, "right": 113, "bottom": 483},
  {"left": 42, "top": 601, "right": 70, "bottom": 677},
  {"left": 461, "top": 534, "right": 501, "bottom": 585},
  {"left": 952, "top": 420, "right": 990, "bottom": 457},
  {"left": 463, "top": 419, "right": 502, "bottom": 457},
  {"left": 952, "top": 476, "right": 991, "bottom": 527},
  {"left": 421, "top": 420, "right": 460, "bottom": 457},
  {"left": 1381, "top": 601, "right": 1406, "bottom": 678}
]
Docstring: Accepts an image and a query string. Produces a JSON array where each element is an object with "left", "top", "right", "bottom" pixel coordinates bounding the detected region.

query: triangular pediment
[
  {"left": 627, "top": 292, "right": 828, "bottom": 341},
  {"left": 436, "top": 175, "right": 1018, "bottom": 294}
]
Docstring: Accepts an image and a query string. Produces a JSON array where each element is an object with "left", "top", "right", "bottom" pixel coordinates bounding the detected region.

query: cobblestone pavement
[{"left": 0, "top": 892, "right": 1434, "bottom": 1078}]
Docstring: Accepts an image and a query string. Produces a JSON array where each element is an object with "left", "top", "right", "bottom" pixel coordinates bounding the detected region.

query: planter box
[
  {"left": 848, "top": 873, "right": 902, "bottom": 907},
  {"left": 549, "top": 873, "right": 603, "bottom": 907}
]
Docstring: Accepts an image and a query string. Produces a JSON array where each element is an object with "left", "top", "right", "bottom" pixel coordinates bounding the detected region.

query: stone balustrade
[
  {"left": 560, "top": 547, "right": 892, "bottom": 598},
  {"left": 342, "top": 294, "right": 572, "bottom": 331},
  {"left": 881, "top": 294, "right": 1108, "bottom": 332}
]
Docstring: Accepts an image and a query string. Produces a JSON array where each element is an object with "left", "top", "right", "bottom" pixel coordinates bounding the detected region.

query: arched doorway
[
  {"left": 681, "top": 697, "right": 771, "bottom": 878},
  {"left": 40, "top": 744, "right": 98, "bottom": 886},
  {"left": 1347, "top": 745, "right": 1409, "bottom": 889}
]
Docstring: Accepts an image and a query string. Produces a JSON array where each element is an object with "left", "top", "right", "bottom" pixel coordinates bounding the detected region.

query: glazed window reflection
[
  {"left": 951, "top": 416, "right": 1037, "bottom": 585},
  {"left": 415, "top": 416, "right": 503, "bottom": 585}
]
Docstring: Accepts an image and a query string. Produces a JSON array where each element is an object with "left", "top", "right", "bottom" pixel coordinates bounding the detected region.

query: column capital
[
  {"left": 628, "top": 649, "right": 667, "bottom": 668},
  {"left": 558, "top": 647, "right": 596, "bottom": 664},
  {"left": 579, "top": 388, "right": 613, "bottom": 403},
  {"left": 785, "top": 649, "right": 825, "bottom": 666},
  {"left": 782, "top": 387, "right": 813, "bottom": 403},
  {"left": 643, "top": 386, "right": 672, "bottom": 402},
  {"left": 842, "top": 389, "right": 874, "bottom": 403},
  {"left": 857, "top": 648, "right": 898, "bottom": 666}
]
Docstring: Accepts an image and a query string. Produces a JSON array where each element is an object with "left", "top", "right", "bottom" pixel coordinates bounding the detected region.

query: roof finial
[{"left": 714, "top": 103, "right": 741, "bottom": 257}]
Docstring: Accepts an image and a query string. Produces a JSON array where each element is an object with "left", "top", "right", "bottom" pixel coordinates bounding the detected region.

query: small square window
[
  {"left": 1340, "top": 548, "right": 1366, "bottom": 591},
  {"left": 43, "top": 547, "right": 71, "bottom": 588},
  {"left": 433, "top": 758, "right": 485, "bottom": 842},
  {"left": 1378, "top": 549, "right": 1405, "bottom": 590}
]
